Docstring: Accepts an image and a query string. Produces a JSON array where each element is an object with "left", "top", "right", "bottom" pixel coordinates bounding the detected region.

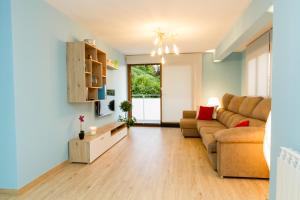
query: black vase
[{"left": 79, "top": 130, "right": 85, "bottom": 140}]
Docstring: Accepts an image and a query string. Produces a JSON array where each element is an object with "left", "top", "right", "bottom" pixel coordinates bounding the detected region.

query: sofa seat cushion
[
  {"left": 202, "top": 133, "right": 218, "bottom": 153},
  {"left": 180, "top": 118, "right": 197, "bottom": 129},
  {"left": 200, "top": 126, "right": 226, "bottom": 135},
  {"left": 196, "top": 120, "right": 225, "bottom": 132}
]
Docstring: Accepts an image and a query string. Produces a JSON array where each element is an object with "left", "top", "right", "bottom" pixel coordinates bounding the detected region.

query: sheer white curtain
[{"left": 244, "top": 30, "right": 272, "bottom": 97}]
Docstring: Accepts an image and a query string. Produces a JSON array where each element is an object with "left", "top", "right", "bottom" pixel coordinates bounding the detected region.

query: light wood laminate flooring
[{"left": 0, "top": 127, "right": 269, "bottom": 200}]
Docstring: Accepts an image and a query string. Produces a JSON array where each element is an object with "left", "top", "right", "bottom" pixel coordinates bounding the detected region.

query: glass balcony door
[{"left": 129, "top": 64, "right": 161, "bottom": 124}]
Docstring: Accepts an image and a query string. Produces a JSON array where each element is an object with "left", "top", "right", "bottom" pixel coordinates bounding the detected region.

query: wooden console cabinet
[{"left": 69, "top": 122, "right": 127, "bottom": 163}]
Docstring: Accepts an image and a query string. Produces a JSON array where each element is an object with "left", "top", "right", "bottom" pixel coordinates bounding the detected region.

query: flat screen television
[{"left": 95, "top": 89, "right": 115, "bottom": 117}]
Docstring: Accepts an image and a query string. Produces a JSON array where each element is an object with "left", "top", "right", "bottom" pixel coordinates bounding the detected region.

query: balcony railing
[{"left": 132, "top": 94, "right": 160, "bottom": 124}]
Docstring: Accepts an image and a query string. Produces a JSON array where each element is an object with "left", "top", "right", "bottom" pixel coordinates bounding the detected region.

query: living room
[{"left": 1, "top": 0, "right": 299, "bottom": 200}]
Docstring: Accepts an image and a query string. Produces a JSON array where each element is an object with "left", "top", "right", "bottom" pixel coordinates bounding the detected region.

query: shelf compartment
[
  {"left": 85, "top": 59, "right": 92, "bottom": 73},
  {"left": 85, "top": 43, "right": 97, "bottom": 60},
  {"left": 85, "top": 73, "right": 92, "bottom": 88},
  {"left": 92, "top": 62, "right": 102, "bottom": 88},
  {"left": 87, "top": 88, "right": 98, "bottom": 101},
  {"left": 97, "top": 50, "right": 106, "bottom": 75}
]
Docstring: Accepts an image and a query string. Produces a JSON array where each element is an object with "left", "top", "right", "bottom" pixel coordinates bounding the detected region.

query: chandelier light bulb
[
  {"left": 165, "top": 45, "right": 170, "bottom": 54},
  {"left": 150, "top": 30, "right": 180, "bottom": 63},
  {"left": 151, "top": 50, "right": 156, "bottom": 57},
  {"left": 173, "top": 44, "right": 179, "bottom": 55},
  {"left": 157, "top": 47, "right": 162, "bottom": 56},
  {"left": 161, "top": 56, "right": 166, "bottom": 64}
]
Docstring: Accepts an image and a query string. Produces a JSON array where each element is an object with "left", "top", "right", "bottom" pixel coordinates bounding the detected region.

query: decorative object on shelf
[
  {"left": 98, "top": 85, "right": 106, "bottom": 100},
  {"left": 92, "top": 75, "right": 98, "bottom": 86},
  {"left": 107, "top": 59, "right": 119, "bottom": 70},
  {"left": 112, "top": 60, "right": 119, "bottom": 68},
  {"left": 118, "top": 100, "right": 136, "bottom": 128},
  {"left": 78, "top": 115, "right": 85, "bottom": 140},
  {"left": 84, "top": 39, "right": 96, "bottom": 47},
  {"left": 150, "top": 28, "right": 180, "bottom": 64},
  {"left": 90, "top": 126, "right": 97, "bottom": 135}
]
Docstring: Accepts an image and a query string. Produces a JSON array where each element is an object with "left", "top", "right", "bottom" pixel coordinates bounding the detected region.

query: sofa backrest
[{"left": 217, "top": 94, "right": 271, "bottom": 128}]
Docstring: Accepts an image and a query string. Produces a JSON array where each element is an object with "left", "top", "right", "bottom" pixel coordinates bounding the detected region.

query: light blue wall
[
  {"left": 202, "top": 53, "right": 243, "bottom": 103},
  {"left": 8, "top": 0, "right": 127, "bottom": 188},
  {"left": 270, "top": 0, "right": 300, "bottom": 199},
  {"left": 0, "top": 0, "right": 18, "bottom": 189}
]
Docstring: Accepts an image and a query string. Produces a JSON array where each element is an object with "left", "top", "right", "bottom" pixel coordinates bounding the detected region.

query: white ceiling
[{"left": 47, "top": 0, "right": 251, "bottom": 55}]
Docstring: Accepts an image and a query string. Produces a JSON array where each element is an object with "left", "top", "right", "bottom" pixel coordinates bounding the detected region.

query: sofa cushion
[
  {"left": 216, "top": 108, "right": 225, "bottom": 121},
  {"left": 239, "top": 97, "right": 263, "bottom": 117},
  {"left": 251, "top": 98, "right": 271, "bottom": 121},
  {"left": 235, "top": 120, "right": 250, "bottom": 127},
  {"left": 227, "top": 96, "right": 246, "bottom": 113},
  {"left": 202, "top": 133, "right": 217, "bottom": 153},
  {"left": 218, "top": 111, "right": 235, "bottom": 127},
  {"left": 227, "top": 114, "right": 247, "bottom": 128},
  {"left": 197, "top": 120, "right": 225, "bottom": 128},
  {"left": 200, "top": 126, "right": 226, "bottom": 137},
  {"left": 180, "top": 118, "right": 197, "bottom": 129},
  {"left": 222, "top": 93, "right": 234, "bottom": 109},
  {"left": 197, "top": 120, "right": 225, "bottom": 133},
  {"left": 197, "top": 106, "right": 214, "bottom": 120}
]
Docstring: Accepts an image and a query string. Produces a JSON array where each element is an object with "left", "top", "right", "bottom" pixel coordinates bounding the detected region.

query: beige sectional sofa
[{"left": 179, "top": 93, "right": 271, "bottom": 178}]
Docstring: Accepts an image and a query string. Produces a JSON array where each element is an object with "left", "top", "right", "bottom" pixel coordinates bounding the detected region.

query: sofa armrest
[
  {"left": 214, "top": 127, "right": 265, "bottom": 143},
  {"left": 182, "top": 110, "right": 197, "bottom": 119}
]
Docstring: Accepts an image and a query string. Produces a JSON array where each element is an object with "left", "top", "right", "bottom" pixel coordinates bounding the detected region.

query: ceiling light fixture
[{"left": 150, "top": 29, "right": 180, "bottom": 64}]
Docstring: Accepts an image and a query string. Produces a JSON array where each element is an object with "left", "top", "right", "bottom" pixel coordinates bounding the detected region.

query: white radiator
[{"left": 276, "top": 147, "right": 300, "bottom": 200}]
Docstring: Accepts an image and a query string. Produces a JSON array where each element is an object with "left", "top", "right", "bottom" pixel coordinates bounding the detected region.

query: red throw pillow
[
  {"left": 235, "top": 120, "right": 250, "bottom": 127},
  {"left": 197, "top": 106, "right": 215, "bottom": 120}
]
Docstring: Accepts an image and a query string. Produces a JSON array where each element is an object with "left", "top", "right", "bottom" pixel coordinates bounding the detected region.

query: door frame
[{"left": 127, "top": 63, "right": 162, "bottom": 126}]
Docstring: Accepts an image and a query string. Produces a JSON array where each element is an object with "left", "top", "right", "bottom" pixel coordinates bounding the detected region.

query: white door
[{"left": 162, "top": 64, "right": 193, "bottom": 123}]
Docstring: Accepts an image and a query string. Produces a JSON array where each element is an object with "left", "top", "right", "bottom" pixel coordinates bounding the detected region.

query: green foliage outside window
[{"left": 131, "top": 65, "right": 160, "bottom": 97}]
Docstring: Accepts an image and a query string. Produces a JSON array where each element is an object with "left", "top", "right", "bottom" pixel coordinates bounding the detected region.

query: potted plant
[
  {"left": 118, "top": 100, "right": 136, "bottom": 128},
  {"left": 78, "top": 115, "right": 85, "bottom": 140}
]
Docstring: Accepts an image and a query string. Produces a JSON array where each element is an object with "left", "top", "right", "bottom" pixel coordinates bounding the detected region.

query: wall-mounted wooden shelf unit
[{"left": 67, "top": 42, "right": 107, "bottom": 103}]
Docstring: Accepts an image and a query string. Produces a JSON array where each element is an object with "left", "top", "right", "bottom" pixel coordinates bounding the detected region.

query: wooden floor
[{"left": 0, "top": 127, "right": 269, "bottom": 200}]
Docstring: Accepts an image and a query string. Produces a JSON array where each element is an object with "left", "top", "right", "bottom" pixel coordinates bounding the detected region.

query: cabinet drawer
[
  {"left": 111, "top": 127, "right": 127, "bottom": 144},
  {"left": 89, "top": 132, "right": 110, "bottom": 162}
]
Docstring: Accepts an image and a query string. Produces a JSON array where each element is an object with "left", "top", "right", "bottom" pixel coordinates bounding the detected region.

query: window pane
[{"left": 247, "top": 58, "right": 257, "bottom": 96}]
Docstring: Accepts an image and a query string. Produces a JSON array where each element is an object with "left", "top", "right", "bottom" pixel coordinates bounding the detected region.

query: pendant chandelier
[{"left": 150, "top": 29, "right": 180, "bottom": 64}]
